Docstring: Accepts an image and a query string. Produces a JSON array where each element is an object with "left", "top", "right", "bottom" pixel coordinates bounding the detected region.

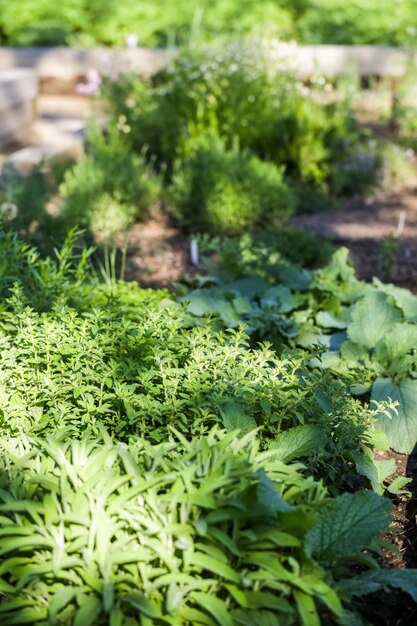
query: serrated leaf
[
  {"left": 306, "top": 491, "right": 392, "bottom": 563},
  {"left": 338, "top": 569, "right": 417, "bottom": 602},
  {"left": 372, "top": 377, "right": 417, "bottom": 453},
  {"left": 221, "top": 401, "right": 256, "bottom": 435},
  {"left": 347, "top": 292, "right": 401, "bottom": 349},
  {"left": 270, "top": 425, "right": 327, "bottom": 463}
]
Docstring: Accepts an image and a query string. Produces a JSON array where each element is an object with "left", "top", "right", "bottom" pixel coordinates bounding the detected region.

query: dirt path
[{"left": 291, "top": 177, "right": 417, "bottom": 292}]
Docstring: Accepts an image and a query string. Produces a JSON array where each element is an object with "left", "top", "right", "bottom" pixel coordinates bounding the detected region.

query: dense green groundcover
[
  {"left": 0, "top": 228, "right": 416, "bottom": 624},
  {"left": 0, "top": 0, "right": 416, "bottom": 46}
]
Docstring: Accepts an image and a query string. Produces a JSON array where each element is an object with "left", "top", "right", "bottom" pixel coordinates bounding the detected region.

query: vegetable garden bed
[{"left": 1, "top": 27, "right": 417, "bottom": 626}]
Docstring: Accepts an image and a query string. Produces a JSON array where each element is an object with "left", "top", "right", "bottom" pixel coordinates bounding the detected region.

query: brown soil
[
  {"left": 290, "top": 177, "right": 417, "bottom": 293},
  {"left": 121, "top": 211, "right": 196, "bottom": 288}
]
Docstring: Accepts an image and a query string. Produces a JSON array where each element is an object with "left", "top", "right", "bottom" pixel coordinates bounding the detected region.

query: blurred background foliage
[{"left": 1, "top": 0, "right": 417, "bottom": 47}]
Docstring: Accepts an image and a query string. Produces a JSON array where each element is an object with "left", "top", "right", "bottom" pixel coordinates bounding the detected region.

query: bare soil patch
[{"left": 291, "top": 177, "right": 417, "bottom": 292}]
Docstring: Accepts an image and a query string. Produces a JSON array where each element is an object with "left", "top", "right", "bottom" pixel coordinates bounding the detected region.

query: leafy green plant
[
  {"left": 0, "top": 0, "right": 416, "bottom": 46},
  {"left": 184, "top": 242, "right": 417, "bottom": 454},
  {"left": 0, "top": 227, "right": 416, "bottom": 623},
  {"left": 59, "top": 126, "right": 160, "bottom": 240},
  {"left": 0, "top": 427, "right": 413, "bottom": 626},
  {"left": 105, "top": 39, "right": 374, "bottom": 210},
  {"left": 0, "top": 229, "right": 390, "bottom": 491},
  {"left": 170, "top": 136, "right": 295, "bottom": 235},
  {"left": 0, "top": 227, "right": 93, "bottom": 310}
]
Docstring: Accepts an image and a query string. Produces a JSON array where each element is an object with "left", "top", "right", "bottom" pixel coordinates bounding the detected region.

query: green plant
[
  {"left": 0, "top": 427, "right": 413, "bottom": 626},
  {"left": 59, "top": 126, "right": 160, "bottom": 240},
  {"left": 1, "top": 0, "right": 416, "bottom": 47},
  {"left": 171, "top": 136, "right": 295, "bottom": 235},
  {"left": 0, "top": 227, "right": 93, "bottom": 310},
  {"left": 380, "top": 233, "right": 399, "bottom": 282},
  {"left": 0, "top": 160, "right": 71, "bottom": 242},
  {"left": 184, "top": 243, "right": 417, "bottom": 454},
  {"left": 105, "top": 39, "right": 373, "bottom": 207},
  {"left": 0, "top": 229, "right": 391, "bottom": 492},
  {"left": 297, "top": 0, "right": 417, "bottom": 46}
]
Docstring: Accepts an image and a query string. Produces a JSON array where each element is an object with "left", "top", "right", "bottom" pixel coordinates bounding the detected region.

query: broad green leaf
[
  {"left": 372, "top": 377, "right": 417, "bottom": 453},
  {"left": 221, "top": 400, "right": 256, "bottom": 435},
  {"left": 347, "top": 292, "right": 401, "bottom": 349},
  {"left": 306, "top": 491, "right": 392, "bottom": 563},
  {"left": 374, "top": 323, "right": 417, "bottom": 365},
  {"left": 261, "top": 286, "right": 296, "bottom": 312},
  {"left": 316, "top": 311, "right": 347, "bottom": 330},
  {"left": 225, "top": 277, "right": 270, "bottom": 299},
  {"left": 183, "top": 289, "right": 241, "bottom": 326},
  {"left": 338, "top": 569, "right": 417, "bottom": 602},
  {"left": 340, "top": 341, "right": 370, "bottom": 366},
  {"left": 373, "top": 279, "right": 417, "bottom": 321},
  {"left": 386, "top": 474, "right": 411, "bottom": 496},
  {"left": 270, "top": 425, "right": 326, "bottom": 463}
]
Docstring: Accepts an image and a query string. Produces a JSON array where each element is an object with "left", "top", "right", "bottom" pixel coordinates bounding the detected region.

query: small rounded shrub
[
  {"left": 59, "top": 127, "right": 160, "bottom": 240},
  {"left": 171, "top": 137, "right": 296, "bottom": 235}
]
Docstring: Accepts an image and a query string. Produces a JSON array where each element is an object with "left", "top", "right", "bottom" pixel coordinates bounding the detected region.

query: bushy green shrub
[
  {"left": 106, "top": 40, "right": 375, "bottom": 210},
  {"left": 0, "top": 161, "right": 70, "bottom": 241},
  {"left": 59, "top": 127, "right": 160, "bottom": 240},
  {"left": 171, "top": 136, "right": 295, "bottom": 234}
]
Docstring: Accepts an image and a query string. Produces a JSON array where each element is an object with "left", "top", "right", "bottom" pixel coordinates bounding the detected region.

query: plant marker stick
[{"left": 190, "top": 239, "right": 199, "bottom": 266}]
